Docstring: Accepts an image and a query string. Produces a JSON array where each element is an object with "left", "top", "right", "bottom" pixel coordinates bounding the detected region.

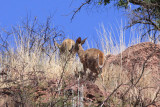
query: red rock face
[
  {"left": 109, "top": 42, "right": 160, "bottom": 85},
  {"left": 0, "top": 42, "right": 160, "bottom": 106},
  {"left": 102, "top": 42, "right": 160, "bottom": 106},
  {"left": 64, "top": 79, "right": 104, "bottom": 106},
  {"left": 104, "top": 42, "right": 160, "bottom": 76},
  {"left": 115, "top": 42, "right": 160, "bottom": 72}
]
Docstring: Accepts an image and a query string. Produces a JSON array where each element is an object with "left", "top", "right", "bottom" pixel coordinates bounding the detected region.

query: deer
[
  {"left": 74, "top": 37, "right": 105, "bottom": 81},
  {"left": 55, "top": 39, "right": 76, "bottom": 62}
]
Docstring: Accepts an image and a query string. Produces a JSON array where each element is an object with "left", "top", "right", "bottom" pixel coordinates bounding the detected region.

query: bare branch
[
  {"left": 100, "top": 83, "right": 123, "bottom": 107},
  {"left": 71, "top": 0, "right": 91, "bottom": 21}
]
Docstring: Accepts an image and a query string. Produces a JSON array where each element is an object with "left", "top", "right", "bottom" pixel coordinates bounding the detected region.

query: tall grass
[
  {"left": 0, "top": 20, "right": 159, "bottom": 106},
  {"left": 96, "top": 23, "right": 159, "bottom": 106}
]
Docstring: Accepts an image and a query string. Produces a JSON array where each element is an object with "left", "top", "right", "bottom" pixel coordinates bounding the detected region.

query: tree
[{"left": 72, "top": 0, "right": 160, "bottom": 42}]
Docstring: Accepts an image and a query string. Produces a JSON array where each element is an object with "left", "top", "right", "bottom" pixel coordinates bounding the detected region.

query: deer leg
[
  {"left": 98, "top": 68, "right": 102, "bottom": 74},
  {"left": 88, "top": 71, "right": 93, "bottom": 81},
  {"left": 94, "top": 72, "right": 99, "bottom": 79},
  {"left": 88, "top": 70, "right": 99, "bottom": 82},
  {"left": 81, "top": 64, "right": 87, "bottom": 78},
  {"left": 83, "top": 64, "right": 87, "bottom": 75}
]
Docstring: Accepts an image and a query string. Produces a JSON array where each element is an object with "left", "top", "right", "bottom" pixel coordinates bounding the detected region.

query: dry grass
[
  {"left": 0, "top": 22, "right": 159, "bottom": 106},
  {"left": 0, "top": 38, "right": 80, "bottom": 86},
  {"left": 95, "top": 23, "right": 159, "bottom": 106}
]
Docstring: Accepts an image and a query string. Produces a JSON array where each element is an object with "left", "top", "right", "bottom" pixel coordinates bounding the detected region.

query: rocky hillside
[{"left": 0, "top": 42, "right": 160, "bottom": 107}]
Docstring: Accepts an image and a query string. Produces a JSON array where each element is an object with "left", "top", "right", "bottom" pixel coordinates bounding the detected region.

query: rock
[
  {"left": 114, "top": 42, "right": 160, "bottom": 72},
  {"left": 112, "top": 42, "right": 160, "bottom": 85},
  {"left": 65, "top": 79, "right": 105, "bottom": 106},
  {"left": 102, "top": 42, "right": 160, "bottom": 106}
]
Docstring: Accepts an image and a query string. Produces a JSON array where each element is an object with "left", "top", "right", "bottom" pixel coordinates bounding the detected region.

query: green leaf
[{"left": 104, "top": 0, "right": 110, "bottom": 5}]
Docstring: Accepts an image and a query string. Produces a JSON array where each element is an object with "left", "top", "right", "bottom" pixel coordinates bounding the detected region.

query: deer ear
[
  {"left": 81, "top": 38, "right": 87, "bottom": 45},
  {"left": 69, "top": 45, "right": 74, "bottom": 53},
  {"left": 76, "top": 37, "right": 81, "bottom": 44}
]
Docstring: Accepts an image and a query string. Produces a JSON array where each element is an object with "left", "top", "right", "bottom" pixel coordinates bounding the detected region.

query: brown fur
[
  {"left": 98, "top": 52, "right": 104, "bottom": 67},
  {"left": 55, "top": 39, "right": 75, "bottom": 60},
  {"left": 75, "top": 37, "right": 105, "bottom": 81},
  {"left": 76, "top": 37, "right": 81, "bottom": 44}
]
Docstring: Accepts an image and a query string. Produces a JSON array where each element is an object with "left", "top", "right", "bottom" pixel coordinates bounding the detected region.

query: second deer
[
  {"left": 74, "top": 37, "right": 105, "bottom": 81},
  {"left": 55, "top": 39, "right": 76, "bottom": 62}
]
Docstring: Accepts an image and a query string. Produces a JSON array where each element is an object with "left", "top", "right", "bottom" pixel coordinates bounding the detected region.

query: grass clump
[{"left": 0, "top": 19, "right": 159, "bottom": 106}]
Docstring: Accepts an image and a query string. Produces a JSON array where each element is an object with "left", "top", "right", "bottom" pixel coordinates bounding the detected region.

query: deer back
[
  {"left": 56, "top": 39, "right": 75, "bottom": 56},
  {"left": 83, "top": 48, "right": 105, "bottom": 68}
]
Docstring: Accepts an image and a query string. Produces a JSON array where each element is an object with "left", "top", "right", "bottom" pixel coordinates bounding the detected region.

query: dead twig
[
  {"left": 71, "top": 0, "right": 91, "bottom": 21},
  {"left": 100, "top": 83, "right": 123, "bottom": 107}
]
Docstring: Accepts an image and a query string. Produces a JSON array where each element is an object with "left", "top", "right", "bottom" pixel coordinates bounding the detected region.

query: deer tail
[{"left": 98, "top": 53, "right": 105, "bottom": 68}]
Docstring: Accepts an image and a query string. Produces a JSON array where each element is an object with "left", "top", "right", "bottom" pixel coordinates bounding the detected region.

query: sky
[{"left": 0, "top": 0, "right": 132, "bottom": 49}]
